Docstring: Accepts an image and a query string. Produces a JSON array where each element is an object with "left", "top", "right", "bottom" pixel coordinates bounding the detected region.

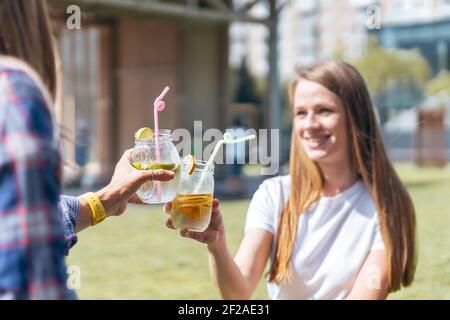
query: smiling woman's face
[{"left": 293, "top": 79, "right": 350, "bottom": 166}]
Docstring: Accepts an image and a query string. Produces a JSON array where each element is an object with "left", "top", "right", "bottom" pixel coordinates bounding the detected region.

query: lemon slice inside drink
[
  {"left": 131, "top": 162, "right": 180, "bottom": 173},
  {"left": 148, "top": 163, "right": 180, "bottom": 172},
  {"left": 134, "top": 127, "right": 153, "bottom": 141}
]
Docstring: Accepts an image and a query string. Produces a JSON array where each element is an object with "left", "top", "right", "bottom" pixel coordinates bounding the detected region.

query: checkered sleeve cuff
[{"left": 59, "top": 195, "right": 80, "bottom": 255}]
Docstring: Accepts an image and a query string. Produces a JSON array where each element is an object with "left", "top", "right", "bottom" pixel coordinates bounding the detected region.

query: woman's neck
[{"left": 319, "top": 161, "right": 358, "bottom": 197}]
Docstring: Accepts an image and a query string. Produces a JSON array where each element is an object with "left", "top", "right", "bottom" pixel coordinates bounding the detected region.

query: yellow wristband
[{"left": 82, "top": 192, "right": 106, "bottom": 226}]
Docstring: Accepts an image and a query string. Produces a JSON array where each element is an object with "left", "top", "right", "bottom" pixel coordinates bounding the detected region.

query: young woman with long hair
[{"left": 166, "top": 60, "right": 416, "bottom": 299}]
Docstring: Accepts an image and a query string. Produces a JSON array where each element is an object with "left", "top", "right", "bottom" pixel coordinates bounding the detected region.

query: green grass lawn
[{"left": 67, "top": 163, "right": 450, "bottom": 299}]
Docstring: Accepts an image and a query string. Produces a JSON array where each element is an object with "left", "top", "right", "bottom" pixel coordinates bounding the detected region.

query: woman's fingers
[
  {"left": 125, "top": 169, "right": 174, "bottom": 197},
  {"left": 124, "top": 148, "right": 134, "bottom": 161},
  {"left": 165, "top": 218, "right": 175, "bottom": 229},
  {"left": 122, "top": 148, "right": 134, "bottom": 162},
  {"left": 128, "top": 194, "right": 143, "bottom": 204},
  {"left": 163, "top": 201, "right": 173, "bottom": 214},
  {"left": 139, "top": 169, "right": 175, "bottom": 183},
  {"left": 166, "top": 198, "right": 221, "bottom": 245},
  {"left": 116, "top": 149, "right": 134, "bottom": 172},
  {"left": 180, "top": 229, "right": 217, "bottom": 244},
  {"left": 211, "top": 199, "right": 221, "bottom": 215}
]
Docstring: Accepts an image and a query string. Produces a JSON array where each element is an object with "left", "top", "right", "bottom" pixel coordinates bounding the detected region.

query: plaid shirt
[{"left": 0, "top": 62, "right": 78, "bottom": 299}]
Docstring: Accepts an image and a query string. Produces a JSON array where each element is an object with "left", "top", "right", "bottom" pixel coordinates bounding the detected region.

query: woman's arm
[
  {"left": 63, "top": 149, "right": 175, "bottom": 234},
  {"left": 208, "top": 227, "right": 272, "bottom": 300},
  {"left": 165, "top": 200, "right": 272, "bottom": 300},
  {"left": 345, "top": 250, "right": 389, "bottom": 300}
]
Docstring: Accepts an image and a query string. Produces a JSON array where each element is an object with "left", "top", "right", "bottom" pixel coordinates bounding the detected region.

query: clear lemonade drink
[{"left": 131, "top": 129, "right": 181, "bottom": 204}]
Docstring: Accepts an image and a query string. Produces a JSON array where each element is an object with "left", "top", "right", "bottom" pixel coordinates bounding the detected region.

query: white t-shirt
[{"left": 245, "top": 175, "right": 385, "bottom": 300}]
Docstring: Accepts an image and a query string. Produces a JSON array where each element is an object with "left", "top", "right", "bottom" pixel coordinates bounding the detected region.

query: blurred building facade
[
  {"left": 49, "top": 0, "right": 282, "bottom": 186},
  {"left": 373, "top": 0, "right": 450, "bottom": 75},
  {"left": 279, "top": 0, "right": 373, "bottom": 79},
  {"left": 230, "top": 0, "right": 375, "bottom": 81},
  {"left": 383, "top": 90, "right": 450, "bottom": 161},
  {"left": 48, "top": 0, "right": 450, "bottom": 186},
  {"left": 229, "top": 2, "right": 269, "bottom": 76},
  {"left": 232, "top": 0, "right": 450, "bottom": 79},
  {"left": 372, "top": 0, "right": 450, "bottom": 162},
  {"left": 50, "top": 1, "right": 232, "bottom": 185},
  {"left": 231, "top": 0, "right": 450, "bottom": 164}
]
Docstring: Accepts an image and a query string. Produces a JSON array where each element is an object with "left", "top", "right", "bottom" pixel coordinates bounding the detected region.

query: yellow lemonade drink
[
  {"left": 131, "top": 162, "right": 180, "bottom": 174},
  {"left": 170, "top": 159, "right": 215, "bottom": 232},
  {"left": 172, "top": 193, "right": 213, "bottom": 232}
]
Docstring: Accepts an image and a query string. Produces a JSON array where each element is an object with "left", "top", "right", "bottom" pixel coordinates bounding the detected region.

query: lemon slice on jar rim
[
  {"left": 183, "top": 155, "right": 196, "bottom": 175},
  {"left": 134, "top": 127, "right": 153, "bottom": 141}
]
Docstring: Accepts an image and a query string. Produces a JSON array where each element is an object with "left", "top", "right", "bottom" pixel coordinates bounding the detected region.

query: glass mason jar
[
  {"left": 131, "top": 129, "right": 181, "bottom": 204},
  {"left": 171, "top": 160, "right": 214, "bottom": 232}
]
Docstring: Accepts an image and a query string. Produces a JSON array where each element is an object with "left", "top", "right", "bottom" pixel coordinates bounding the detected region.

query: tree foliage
[
  {"left": 352, "top": 37, "right": 431, "bottom": 123},
  {"left": 234, "top": 57, "right": 262, "bottom": 105},
  {"left": 426, "top": 70, "right": 450, "bottom": 96}
]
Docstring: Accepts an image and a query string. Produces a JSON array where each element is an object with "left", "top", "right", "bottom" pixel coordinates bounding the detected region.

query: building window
[
  {"left": 414, "top": 0, "right": 425, "bottom": 8},
  {"left": 57, "top": 25, "right": 113, "bottom": 184},
  {"left": 392, "top": 0, "right": 404, "bottom": 11}
]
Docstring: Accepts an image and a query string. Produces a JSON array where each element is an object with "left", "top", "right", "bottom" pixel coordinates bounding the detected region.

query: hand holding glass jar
[{"left": 131, "top": 129, "right": 181, "bottom": 204}]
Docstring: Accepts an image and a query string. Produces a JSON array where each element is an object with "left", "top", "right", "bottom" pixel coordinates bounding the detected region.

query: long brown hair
[
  {"left": 268, "top": 61, "right": 417, "bottom": 292},
  {"left": 0, "top": 0, "right": 57, "bottom": 98}
]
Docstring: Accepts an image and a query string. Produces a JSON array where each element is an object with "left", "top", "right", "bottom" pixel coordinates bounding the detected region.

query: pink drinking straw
[{"left": 153, "top": 86, "right": 170, "bottom": 201}]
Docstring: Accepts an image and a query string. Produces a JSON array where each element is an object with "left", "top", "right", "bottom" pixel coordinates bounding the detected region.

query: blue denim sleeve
[{"left": 58, "top": 195, "right": 80, "bottom": 255}]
